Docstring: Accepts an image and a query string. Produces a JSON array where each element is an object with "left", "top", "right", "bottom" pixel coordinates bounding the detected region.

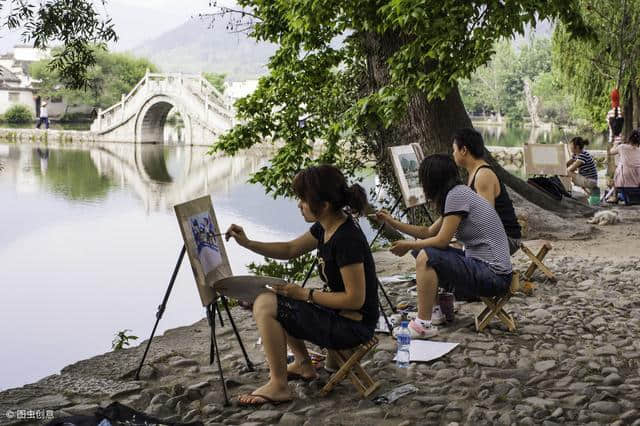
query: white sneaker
[
  {"left": 408, "top": 319, "right": 439, "bottom": 339},
  {"left": 431, "top": 305, "right": 445, "bottom": 325}
]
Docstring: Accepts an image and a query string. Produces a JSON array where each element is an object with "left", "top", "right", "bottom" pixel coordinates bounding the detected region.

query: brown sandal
[{"left": 236, "top": 392, "right": 293, "bottom": 406}]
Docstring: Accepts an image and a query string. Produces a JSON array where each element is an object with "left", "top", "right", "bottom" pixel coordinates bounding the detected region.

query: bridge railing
[{"left": 93, "top": 71, "right": 234, "bottom": 132}]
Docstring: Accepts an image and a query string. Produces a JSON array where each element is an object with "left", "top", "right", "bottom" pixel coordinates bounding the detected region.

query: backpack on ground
[
  {"left": 527, "top": 176, "right": 570, "bottom": 201},
  {"left": 609, "top": 107, "right": 624, "bottom": 137},
  {"left": 44, "top": 401, "right": 204, "bottom": 426}
]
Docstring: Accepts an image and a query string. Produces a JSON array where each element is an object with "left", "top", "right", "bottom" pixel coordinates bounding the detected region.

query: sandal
[{"left": 236, "top": 392, "right": 293, "bottom": 406}]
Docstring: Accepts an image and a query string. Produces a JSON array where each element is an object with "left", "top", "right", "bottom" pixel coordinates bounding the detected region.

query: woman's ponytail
[{"left": 344, "top": 184, "right": 367, "bottom": 216}]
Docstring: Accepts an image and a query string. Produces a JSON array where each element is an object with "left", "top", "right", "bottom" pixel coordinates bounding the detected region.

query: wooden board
[
  {"left": 174, "top": 195, "right": 232, "bottom": 307},
  {"left": 389, "top": 144, "right": 426, "bottom": 208},
  {"left": 523, "top": 144, "right": 569, "bottom": 176},
  {"left": 212, "top": 275, "right": 288, "bottom": 303}
]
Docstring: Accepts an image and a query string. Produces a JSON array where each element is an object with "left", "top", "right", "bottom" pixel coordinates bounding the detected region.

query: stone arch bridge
[{"left": 90, "top": 72, "right": 234, "bottom": 145}]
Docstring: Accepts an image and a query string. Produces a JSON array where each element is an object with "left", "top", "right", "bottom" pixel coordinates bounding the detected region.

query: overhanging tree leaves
[
  {"left": 552, "top": 0, "right": 640, "bottom": 134},
  {"left": 210, "top": 0, "right": 592, "bottom": 217},
  {"left": 0, "top": 0, "right": 117, "bottom": 89}
]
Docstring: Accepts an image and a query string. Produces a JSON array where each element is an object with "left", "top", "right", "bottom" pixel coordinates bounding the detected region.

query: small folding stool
[
  {"left": 475, "top": 270, "right": 520, "bottom": 332},
  {"left": 319, "top": 336, "right": 381, "bottom": 398},
  {"left": 520, "top": 242, "right": 556, "bottom": 284}
]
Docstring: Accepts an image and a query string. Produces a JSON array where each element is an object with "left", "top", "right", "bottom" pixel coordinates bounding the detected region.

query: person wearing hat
[{"left": 36, "top": 101, "right": 49, "bottom": 129}]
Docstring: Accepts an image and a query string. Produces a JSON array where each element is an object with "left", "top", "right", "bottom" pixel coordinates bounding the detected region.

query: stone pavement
[{"left": 1, "top": 252, "right": 639, "bottom": 425}]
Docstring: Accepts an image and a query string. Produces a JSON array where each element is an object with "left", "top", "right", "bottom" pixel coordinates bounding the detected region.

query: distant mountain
[{"left": 130, "top": 17, "right": 276, "bottom": 81}]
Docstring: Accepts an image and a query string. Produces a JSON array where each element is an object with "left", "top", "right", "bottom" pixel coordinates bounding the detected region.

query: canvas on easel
[
  {"left": 174, "top": 195, "right": 232, "bottom": 307},
  {"left": 523, "top": 143, "right": 569, "bottom": 176},
  {"left": 389, "top": 144, "right": 426, "bottom": 208}
]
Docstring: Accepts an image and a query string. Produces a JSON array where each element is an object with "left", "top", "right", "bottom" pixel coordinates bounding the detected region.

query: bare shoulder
[{"left": 476, "top": 167, "right": 499, "bottom": 187}]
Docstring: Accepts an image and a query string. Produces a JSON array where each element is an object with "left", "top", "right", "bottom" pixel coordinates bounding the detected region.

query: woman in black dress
[{"left": 226, "top": 165, "right": 379, "bottom": 405}]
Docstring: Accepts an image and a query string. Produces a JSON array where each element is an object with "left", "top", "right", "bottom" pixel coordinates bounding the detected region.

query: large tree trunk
[{"left": 362, "top": 31, "right": 594, "bottom": 220}]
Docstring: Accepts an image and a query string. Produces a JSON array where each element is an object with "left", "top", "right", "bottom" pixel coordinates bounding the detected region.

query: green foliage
[
  {"left": 552, "top": 0, "right": 640, "bottom": 130},
  {"left": 459, "top": 36, "right": 578, "bottom": 124},
  {"left": 247, "top": 252, "right": 316, "bottom": 283},
  {"left": 212, "top": 0, "right": 586, "bottom": 198},
  {"left": 3, "top": 0, "right": 117, "bottom": 90},
  {"left": 112, "top": 329, "right": 138, "bottom": 351},
  {"left": 203, "top": 72, "right": 226, "bottom": 93},
  {"left": 3, "top": 104, "right": 34, "bottom": 123},
  {"left": 31, "top": 49, "right": 159, "bottom": 110}
]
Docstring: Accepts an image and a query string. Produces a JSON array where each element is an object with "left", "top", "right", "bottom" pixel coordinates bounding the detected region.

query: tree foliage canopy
[
  {"left": 212, "top": 0, "right": 586, "bottom": 198},
  {"left": 30, "top": 48, "right": 158, "bottom": 109},
  {"left": 1, "top": 0, "right": 118, "bottom": 89},
  {"left": 552, "top": 0, "right": 640, "bottom": 130}
]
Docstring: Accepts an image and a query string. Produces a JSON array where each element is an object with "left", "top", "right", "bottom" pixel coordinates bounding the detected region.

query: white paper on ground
[
  {"left": 379, "top": 274, "right": 415, "bottom": 284},
  {"left": 409, "top": 340, "right": 458, "bottom": 362},
  {"left": 393, "top": 340, "right": 459, "bottom": 362}
]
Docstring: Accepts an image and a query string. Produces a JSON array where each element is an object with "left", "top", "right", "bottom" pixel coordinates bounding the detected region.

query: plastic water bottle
[{"left": 396, "top": 320, "right": 410, "bottom": 368}]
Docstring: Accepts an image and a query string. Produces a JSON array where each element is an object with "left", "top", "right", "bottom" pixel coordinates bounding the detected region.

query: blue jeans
[
  {"left": 36, "top": 117, "right": 49, "bottom": 129},
  {"left": 415, "top": 247, "right": 511, "bottom": 301}
]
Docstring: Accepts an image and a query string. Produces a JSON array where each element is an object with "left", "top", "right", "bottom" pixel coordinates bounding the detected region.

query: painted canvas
[
  {"left": 389, "top": 144, "right": 426, "bottom": 208},
  {"left": 175, "top": 195, "right": 232, "bottom": 306},
  {"left": 523, "top": 144, "right": 569, "bottom": 176}
]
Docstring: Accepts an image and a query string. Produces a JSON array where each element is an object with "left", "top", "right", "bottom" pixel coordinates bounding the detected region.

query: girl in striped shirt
[{"left": 567, "top": 136, "right": 598, "bottom": 195}]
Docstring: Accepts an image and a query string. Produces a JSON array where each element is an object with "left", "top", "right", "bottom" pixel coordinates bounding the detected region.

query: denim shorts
[
  {"left": 415, "top": 247, "right": 511, "bottom": 301},
  {"left": 276, "top": 295, "right": 374, "bottom": 350}
]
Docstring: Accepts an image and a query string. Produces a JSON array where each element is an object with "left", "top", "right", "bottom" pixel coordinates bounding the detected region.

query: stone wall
[
  {"left": 487, "top": 146, "right": 608, "bottom": 170},
  {"left": 0, "top": 128, "right": 98, "bottom": 144}
]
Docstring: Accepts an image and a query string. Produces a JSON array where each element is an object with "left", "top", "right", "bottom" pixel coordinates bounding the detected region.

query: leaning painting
[
  {"left": 175, "top": 195, "right": 232, "bottom": 306},
  {"left": 389, "top": 143, "right": 426, "bottom": 208}
]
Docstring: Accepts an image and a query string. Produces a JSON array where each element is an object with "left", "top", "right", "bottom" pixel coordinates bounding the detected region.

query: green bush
[{"left": 4, "top": 104, "right": 34, "bottom": 123}]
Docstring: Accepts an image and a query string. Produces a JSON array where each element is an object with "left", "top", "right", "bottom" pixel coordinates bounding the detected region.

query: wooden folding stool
[
  {"left": 320, "top": 336, "right": 381, "bottom": 398},
  {"left": 520, "top": 242, "right": 556, "bottom": 283},
  {"left": 475, "top": 271, "right": 520, "bottom": 332}
]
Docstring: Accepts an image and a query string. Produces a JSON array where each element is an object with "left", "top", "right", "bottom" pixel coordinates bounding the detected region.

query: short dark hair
[
  {"left": 292, "top": 165, "right": 368, "bottom": 216},
  {"left": 628, "top": 129, "right": 640, "bottom": 146},
  {"left": 453, "top": 128, "right": 485, "bottom": 158},
  {"left": 418, "top": 154, "right": 462, "bottom": 214},
  {"left": 569, "top": 136, "right": 590, "bottom": 149}
]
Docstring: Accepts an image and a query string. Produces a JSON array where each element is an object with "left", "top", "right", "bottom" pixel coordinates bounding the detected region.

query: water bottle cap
[{"left": 401, "top": 320, "right": 409, "bottom": 327}]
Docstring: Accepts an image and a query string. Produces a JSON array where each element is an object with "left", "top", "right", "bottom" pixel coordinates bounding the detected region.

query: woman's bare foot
[
  {"left": 287, "top": 358, "right": 318, "bottom": 380},
  {"left": 237, "top": 380, "right": 292, "bottom": 405}
]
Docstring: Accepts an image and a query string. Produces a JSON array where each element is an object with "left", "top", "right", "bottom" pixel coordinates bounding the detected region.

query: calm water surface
[{"left": 0, "top": 141, "right": 377, "bottom": 391}]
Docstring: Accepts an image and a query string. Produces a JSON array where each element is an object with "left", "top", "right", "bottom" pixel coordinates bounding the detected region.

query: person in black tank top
[
  {"left": 225, "top": 165, "right": 378, "bottom": 406},
  {"left": 452, "top": 128, "right": 522, "bottom": 254}
]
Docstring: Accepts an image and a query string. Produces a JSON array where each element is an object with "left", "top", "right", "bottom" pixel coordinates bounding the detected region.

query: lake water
[
  {"left": 0, "top": 141, "right": 378, "bottom": 391},
  {"left": 477, "top": 123, "right": 607, "bottom": 149}
]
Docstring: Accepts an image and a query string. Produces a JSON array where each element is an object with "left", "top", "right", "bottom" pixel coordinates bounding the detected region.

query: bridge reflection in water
[
  {"left": 89, "top": 142, "right": 262, "bottom": 212},
  {"left": 1, "top": 141, "right": 263, "bottom": 212}
]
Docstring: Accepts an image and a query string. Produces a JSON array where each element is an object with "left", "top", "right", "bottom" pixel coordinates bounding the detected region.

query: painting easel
[
  {"left": 521, "top": 144, "right": 560, "bottom": 286},
  {"left": 134, "top": 245, "right": 254, "bottom": 406}
]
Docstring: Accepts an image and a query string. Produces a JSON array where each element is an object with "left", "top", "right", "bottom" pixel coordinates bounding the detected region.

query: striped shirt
[
  {"left": 444, "top": 185, "right": 512, "bottom": 275},
  {"left": 573, "top": 151, "right": 598, "bottom": 182}
]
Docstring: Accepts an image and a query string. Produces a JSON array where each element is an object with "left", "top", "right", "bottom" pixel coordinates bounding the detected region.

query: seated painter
[
  {"left": 607, "top": 129, "right": 640, "bottom": 203},
  {"left": 566, "top": 136, "right": 598, "bottom": 195},
  {"left": 226, "top": 164, "right": 379, "bottom": 406},
  {"left": 377, "top": 154, "right": 512, "bottom": 339},
  {"left": 451, "top": 128, "right": 522, "bottom": 254}
]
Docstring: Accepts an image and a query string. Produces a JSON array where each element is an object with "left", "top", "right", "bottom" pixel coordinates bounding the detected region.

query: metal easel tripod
[{"left": 134, "top": 245, "right": 254, "bottom": 406}]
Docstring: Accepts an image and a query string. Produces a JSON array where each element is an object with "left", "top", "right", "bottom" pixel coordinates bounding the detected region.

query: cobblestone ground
[{"left": 1, "top": 252, "right": 639, "bottom": 426}]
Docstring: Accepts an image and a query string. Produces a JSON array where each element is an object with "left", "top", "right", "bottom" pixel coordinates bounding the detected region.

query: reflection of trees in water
[
  {"left": 476, "top": 124, "right": 607, "bottom": 149},
  {"left": 32, "top": 149, "right": 113, "bottom": 200}
]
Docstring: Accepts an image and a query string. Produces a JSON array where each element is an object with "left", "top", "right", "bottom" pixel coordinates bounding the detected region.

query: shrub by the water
[{"left": 4, "top": 104, "right": 34, "bottom": 123}]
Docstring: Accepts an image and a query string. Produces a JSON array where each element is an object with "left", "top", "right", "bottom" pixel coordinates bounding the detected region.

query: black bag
[
  {"left": 609, "top": 107, "right": 624, "bottom": 137},
  {"left": 45, "top": 401, "right": 204, "bottom": 426},
  {"left": 527, "top": 176, "right": 570, "bottom": 201}
]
